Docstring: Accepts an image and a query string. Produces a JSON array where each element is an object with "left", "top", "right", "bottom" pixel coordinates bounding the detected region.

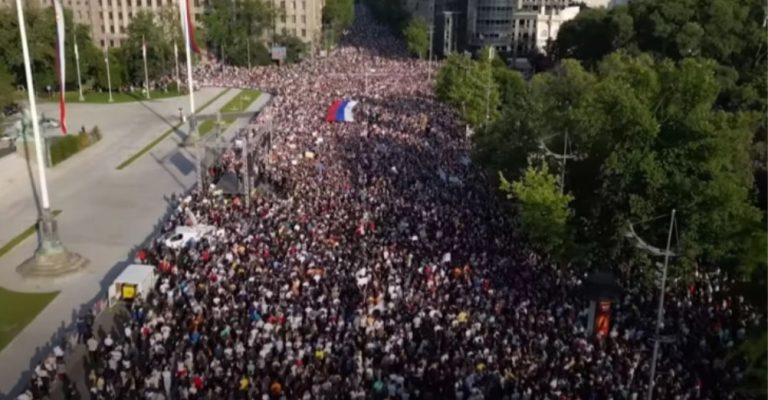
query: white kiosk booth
[{"left": 108, "top": 264, "right": 158, "bottom": 307}]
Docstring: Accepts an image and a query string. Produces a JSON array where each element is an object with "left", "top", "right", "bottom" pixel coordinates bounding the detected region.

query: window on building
[
  {"left": 110, "top": 39, "right": 115, "bottom": 47},
  {"left": 280, "top": 1, "right": 285, "bottom": 9},
  {"left": 110, "top": 25, "right": 114, "bottom": 33},
  {"left": 194, "top": 0, "right": 199, "bottom": 6},
  {"left": 147, "top": 0, "right": 151, "bottom": 6},
  {"left": 101, "top": 39, "right": 105, "bottom": 47},
  {"left": 301, "top": 0, "right": 305, "bottom": 9},
  {"left": 301, "top": 15, "right": 305, "bottom": 24},
  {"left": 301, "top": 28, "right": 306, "bottom": 37},
  {"left": 127, "top": 0, "right": 131, "bottom": 5},
  {"left": 137, "top": 0, "right": 141, "bottom": 6},
  {"left": 117, "top": 0, "right": 120, "bottom": 5},
  {"left": 292, "top": 1, "right": 295, "bottom": 9},
  {"left": 118, "top": 12, "right": 123, "bottom": 19},
  {"left": 291, "top": 15, "right": 295, "bottom": 23},
  {"left": 281, "top": 15, "right": 286, "bottom": 23},
  {"left": 108, "top": 11, "right": 113, "bottom": 19},
  {"left": 101, "top": 25, "right": 105, "bottom": 33},
  {"left": 107, "top": 0, "right": 111, "bottom": 5}
]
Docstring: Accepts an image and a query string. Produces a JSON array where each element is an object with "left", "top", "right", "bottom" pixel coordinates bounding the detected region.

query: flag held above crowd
[{"left": 326, "top": 100, "right": 358, "bottom": 123}]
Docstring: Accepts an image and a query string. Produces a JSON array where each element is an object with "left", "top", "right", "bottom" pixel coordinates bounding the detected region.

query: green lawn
[
  {"left": 38, "top": 89, "right": 184, "bottom": 104},
  {"left": 198, "top": 89, "right": 261, "bottom": 137},
  {"left": 0, "top": 287, "right": 59, "bottom": 351}
]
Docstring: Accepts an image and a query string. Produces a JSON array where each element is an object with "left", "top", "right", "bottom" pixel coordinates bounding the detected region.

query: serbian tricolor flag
[
  {"left": 53, "top": 0, "right": 67, "bottom": 135},
  {"left": 326, "top": 100, "right": 358, "bottom": 123},
  {"left": 179, "top": 0, "right": 201, "bottom": 54}
]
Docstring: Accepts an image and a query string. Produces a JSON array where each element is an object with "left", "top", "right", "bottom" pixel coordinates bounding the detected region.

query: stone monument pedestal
[{"left": 16, "top": 210, "right": 88, "bottom": 278}]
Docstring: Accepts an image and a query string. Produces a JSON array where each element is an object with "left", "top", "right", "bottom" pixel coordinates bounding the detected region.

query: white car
[{"left": 163, "top": 225, "right": 215, "bottom": 249}]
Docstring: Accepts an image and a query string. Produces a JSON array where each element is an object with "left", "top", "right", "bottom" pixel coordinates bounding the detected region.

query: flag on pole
[
  {"left": 180, "top": 0, "right": 200, "bottom": 54},
  {"left": 52, "top": 0, "right": 67, "bottom": 135}
]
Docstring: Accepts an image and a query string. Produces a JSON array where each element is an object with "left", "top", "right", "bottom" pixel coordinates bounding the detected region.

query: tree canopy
[
  {"left": 473, "top": 53, "right": 764, "bottom": 281},
  {"left": 202, "top": 0, "right": 274, "bottom": 67},
  {"left": 500, "top": 166, "right": 573, "bottom": 257},
  {"left": 0, "top": 5, "right": 101, "bottom": 91},
  {"left": 402, "top": 17, "right": 429, "bottom": 59},
  {"left": 553, "top": 0, "right": 767, "bottom": 115},
  {"left": 434, "top": 52, "right": 501, "bottom": 127}
]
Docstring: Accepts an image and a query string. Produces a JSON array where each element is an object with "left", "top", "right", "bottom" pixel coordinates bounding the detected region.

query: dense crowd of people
[{"left": 20, "top": 5, "right": 764, "bottom": 400}]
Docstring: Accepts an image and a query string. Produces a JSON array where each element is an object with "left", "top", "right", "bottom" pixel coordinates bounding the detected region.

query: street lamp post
[{"left": 624, "top": 211, "right": 678, "bottom": 400}]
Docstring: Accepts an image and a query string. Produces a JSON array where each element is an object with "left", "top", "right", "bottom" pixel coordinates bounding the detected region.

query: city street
[{"left": 0, "top": 88, "right": 271, "bottom": 397}]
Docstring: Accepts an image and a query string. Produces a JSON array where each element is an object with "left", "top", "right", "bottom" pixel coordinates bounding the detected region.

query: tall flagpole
[
  {"left": 179, "top": 0, "right": 195, "bottom": 117},
  {"left": 142, "top": 35, "right": 150, "bottom": 99},
  {"left": 179, "top": 0, "right": 200, "bottom": 191},
  {"left": 104, "top": 45, "right": 114, "bottom": 103},
  {"left": 16, "top": 0, "right": 50, "bottom": 211},
  {"left": 15, "top": 0, "right": 87, "bottom": 276},
  {"left": 174, "top": 39, "right": 180, "bottom": 93},
  {"left": 74, "top": 32, "right": 84, "bottom": 101}
]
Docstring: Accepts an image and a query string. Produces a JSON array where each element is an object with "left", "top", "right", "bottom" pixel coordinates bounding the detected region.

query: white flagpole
[
  {"left": 142, "top": 35, "right": 150, "bottom": 99},
  {"left": 74, "top": 33, "right": 84, "bottom": 101},
  {"left": 15, "top": 0, "right": 51, "bottom": 209},
  {"left": 179, "top": 0, "right": 195, "bottom": 117},
  {"left": 104, "top": 45, "right": 114, "bottom": 102},
  {"left": 174, "top": 40, "right": 180, "bottom": 93}
]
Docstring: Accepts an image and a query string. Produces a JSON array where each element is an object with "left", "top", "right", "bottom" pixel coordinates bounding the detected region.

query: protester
[{"left": 22, "top": 5, "right": 762, "bottom": 400}]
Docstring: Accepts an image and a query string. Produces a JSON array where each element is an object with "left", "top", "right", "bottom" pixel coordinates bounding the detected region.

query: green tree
[
  {"left": 94, "top": 47, "right": 125, "bottom": 90},
  {"left": 500, "top": 166, "right": 573, "bottom": 256},
  {"left": 475, "top": 53, "right": 763, "bottom": 282},
  {"left": 0, "top": 5, "right": 102, "bottom": 93},
  {"left": 322, "top": 0, "right": 354, "bottom": 44},
  {"left": 435, "top": 53, "right": 500, "bottom": 127},
  {"left": 274, "top": 33, "right": 307, "bottom": 64},
  {"left": 402, "top": 17, "right": 429, "bottom": 59},
  {"left": 122, "top": 11, "right": 173, "bottom": 84},
  {"left": 0, "top": 64, "right": 16, "bottom": 122},
  {"left": 204, "top": 0, "right": 274, "bottom": 66}
]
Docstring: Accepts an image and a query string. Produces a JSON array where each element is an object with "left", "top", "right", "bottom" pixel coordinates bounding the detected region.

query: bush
[{"left": 48, "top": 126, "right": 101, "bottom": 166}]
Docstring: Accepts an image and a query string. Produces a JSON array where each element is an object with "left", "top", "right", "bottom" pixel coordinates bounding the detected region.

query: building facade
[
  {"left": 466, "top": 0, "right": 515, "bottom": 52},
  {"left": 2, "top": 0, "right": 324, "bottom": 50},
  {"left": 511, "top": 3, "right": 580, "bottom": 55},
  {"left": 269, "top": 0, "right": 324, "bottom": 51}
]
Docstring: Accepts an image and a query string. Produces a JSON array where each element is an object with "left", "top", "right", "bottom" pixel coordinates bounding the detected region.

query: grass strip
[
  {"left": 0, "top": 287, "right": 59, "bottom": 351},
  {"left": 198, "top": 89, "right": 261, "bottom": 137},
  {"left": 115, "top": 88, "right": 232, "bottom": 170},
  {"left": 0, "top": 210, "right": 63, "bottom": 259}
]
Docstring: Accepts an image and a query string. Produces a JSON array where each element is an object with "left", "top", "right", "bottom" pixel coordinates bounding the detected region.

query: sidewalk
[{"left": 0, "top": 89, "right": 271, "bottom": 398}]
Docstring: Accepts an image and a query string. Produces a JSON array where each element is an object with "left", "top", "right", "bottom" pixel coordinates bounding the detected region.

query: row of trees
[
  {"left": 203, "top": 0, "right": 307, "bottom": 66},
  {"left": 0, "top": 0, "right": 313, "bottom": 100},
  {"left": 436, "top": 4, "right": 766, "bottom": 287},
  {"left": 0, "top": 5, "right": 188, "bottom": 96}
]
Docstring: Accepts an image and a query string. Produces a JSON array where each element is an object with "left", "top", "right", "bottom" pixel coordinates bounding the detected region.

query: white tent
[{"left": 108, "top": 264, "right": 157, "bottom": 307}]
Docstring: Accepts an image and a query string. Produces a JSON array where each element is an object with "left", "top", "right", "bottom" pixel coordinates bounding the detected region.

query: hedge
[{"left": 49, "top": 126, "right": 101, "bottom": 166}]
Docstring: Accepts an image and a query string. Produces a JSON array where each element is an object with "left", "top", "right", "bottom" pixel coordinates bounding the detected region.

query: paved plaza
[{"left": 0, "top": 88, "right": 271, "bottom": 397}]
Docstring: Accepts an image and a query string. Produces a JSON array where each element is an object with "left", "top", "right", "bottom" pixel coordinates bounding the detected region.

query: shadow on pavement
[{"left": 0, "top": 196, "right": 179, "bottom": 400}]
